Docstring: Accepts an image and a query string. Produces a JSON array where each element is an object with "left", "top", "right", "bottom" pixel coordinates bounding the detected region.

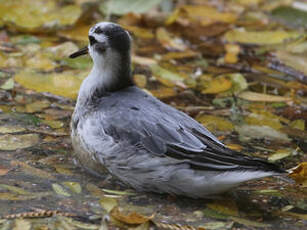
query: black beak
[{"left": 69, "top": 46, "right": 88, "bottom": 58}]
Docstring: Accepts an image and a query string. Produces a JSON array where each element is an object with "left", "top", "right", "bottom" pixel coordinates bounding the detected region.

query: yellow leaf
[
  {"left": 59, "top": 24, "right": 91, "bottom": 42},
  {"left": 0, "top": 0, "right": 81, "bottom": 33},
  {"left": 224, "top": 44, "right": 240, "bottom": 64},
  {"left": 167, "top": 5, "right": 237, "bottom": 26},
  {"left": 201, "top": 76, "right": 232, "bottom": 94},
  {"left": 238, "top": 91, "right": 292, "bottom": 102},
  {"left": 196, "top": 115, "right": 234, "bottom": 132},
  {"left": 0, "top": 134, "right": 39, "bottom": 150},
  {"left": 225, "top": 30, "right": 301, "bottom": 45},
  {"left": 15, "top": 70, "right": 88, "bottom": 99},
  {"left": 289, "top": 162, "right": 307, "bottom": 187},
  {"left": 156, "top": 27, "right": 187, "bottom": 51}
]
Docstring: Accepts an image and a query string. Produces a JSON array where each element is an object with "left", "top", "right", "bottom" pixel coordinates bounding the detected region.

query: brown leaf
[
  {"left": 111, "top": 207, "right": 154, "bottom": 225},
  {"left": 289, "top": 162, "right": 307, "bottom": 187}
]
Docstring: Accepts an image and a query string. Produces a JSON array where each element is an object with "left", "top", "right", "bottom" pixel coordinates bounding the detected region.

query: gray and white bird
[{"left": 70, "top": 22, "right": 285, "bottom": 198}]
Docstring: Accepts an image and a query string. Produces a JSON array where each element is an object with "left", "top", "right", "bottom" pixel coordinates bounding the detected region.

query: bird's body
[{"left": 70, "top": 22, "right": 285, "bottom": 198}]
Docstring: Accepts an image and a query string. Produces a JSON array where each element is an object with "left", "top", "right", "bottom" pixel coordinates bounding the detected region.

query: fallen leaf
[
  {"left": 224, "top": 44, "right": 240, "bottom": 64},
  {"left": 11, "top": 161, "right": 56, "bottom": 180},
  {"left": 13, "top": 218, "right": 31, "bottom": 230},
  {"left": 15, "top": 70, "right": 87, "bottom": 99},
  {"left": 0, "top": 134, "right": 39, "bottom": 150},
  {"left": 230, "top": 217, "right": 270, "bottom": 228},
  {"left": 197, "top": 115, "right": 234, "bottom": 132},
  {"left": 102, "top": 0, "right": 163, "bottom": 15},
  {"left": 235, "top": 125, "right": 290, "bottom": 142},
  {"left": 100, "top": 196, "right": 118, "bottom": 212},
  {"left": 0, "top": 0, "right": 81, "bottom": 32},
  {"left": 201, "top": 76, "right": 232, "bottom": 94},
  {"left": 271, "top": 6, "right": 307, "bottom": 29},
  {"left": 0, "top": 165, "right": 9, "bottom": 176},
  {"left": 52, "top": 183, "right": 71, "bottom": 197},
  {"left": 238, "top": 91, "right": 292, "bottom": 102},
  {"left": 289, "top": 162, "right": 307, "bottom": 187},
  {"left": 150, "top": 64, "right": 186, "bottom": 87},
  {"left": 275, "top": 50, "right": 307, "bottom": 76},
  {"left": 63, "top": 182, "right": 82, "bottom": 194},
  {"left": 207, "top": 200, "right": 239, "bottom": 217},
  {"left": 268, "top": 148, "right": 294, "bottom": 162},
  {"left": 167, "top": 5, "right": 237, "bottom": 26},
  {"left": 0, "top": 126, "right": 26, "bottom": 134},
  {"left": 111, "top": 207, "right": 153, "bottom": 225},
  {"left": 224, "top": 30, "right": 301, "bottom": 45},
  {"left": 156, "top": 27, "right": 187, "bottom": 51},
  {"left": 0, "top": 78, "right": 14, "bottom": 90},
  {"left": 25, "top": 100, "right": 50, "bottom": 113}
]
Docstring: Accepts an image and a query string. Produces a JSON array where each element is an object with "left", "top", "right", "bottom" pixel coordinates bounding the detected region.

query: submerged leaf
[
  {"left": 111, "top": 207, "right": 153, "bottom": 225},
  {"left": 0, "top": 134, "right": 39, "bottom": 150},
  {"left": 52, "top": 183, "right": 71, "bottom": 197},
  {"left": 268, "top": 148, "right": 294, "bottom": 162},
  {"left": 0, "top": 126, "right": 26, "bottom": 134}
]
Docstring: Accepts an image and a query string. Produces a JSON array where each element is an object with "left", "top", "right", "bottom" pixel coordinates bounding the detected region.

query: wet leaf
[
  {"left": 12, "top": 218, "right": 31, "bottom": 230},
  {"left": 230, "top": 217, "right": 270, "bottom": 228},
  {"left": 207, "top": 200, "right": 239, "bottom": 217},
  {"left": 11, "top": 160, "right": 56, "bottom": 180},
  {"left": 100, "top": 196, "right": 118, "bottom": 212},
  {"left": 111, "top": 207, "right": 153, "bottom": 225},
  {"left": 245, "top": 110, "right": 284, "bottom": 130},
  {"left": 24, "top": 53, "right": 55, "bottom": 71},
  {"left": 52, "top": 183, "right": 71, "bottom": 197},
  {"left": 63, "top": 182, "right": 82, "bottom": 194},
  {"left": 102, "top": 189, "right": 135, "bottom": 196},
  {"left": 0, "top": 125, "right": 26, "bottom": 134},
  {"left": 0, "top": 165, "right": 9, "bottom": 176},
  {"left": 15, "top": 70, "right": 87, "bottom": 99},
  {"left": 197, "top": 115, "right": 234, "bottom": 132},
  {"left": 0, "top": 184, "right": 31, "bottom": 195},
  {"left": 224, "top": 30, "right": 301, "bottom": 45},
  {"left": 289, "top": 162, "right": 307, "bottom": 187},
  {"left": 0, "top": 0, "right": 82, "bottom": 32},
  {"left": 199, "top": 221, "right": 233, "bottom": 230},
  {"left": 41, "top": 120, "right": 64, "bottom": 129},
  {"left": 268, "top": 148, "right": 294, "bottom": 162},
  {"left": 238, "top": 91, "right": 292, "bottom": 102},
  {"left": 0, "top": 78, "right": 14, "bottom": 90},
  {"left": 0, "top": 133, "right": 39, "bottom": 150},
  {"left": 86, "top": 183, "right": 105, "bottom": 198}
]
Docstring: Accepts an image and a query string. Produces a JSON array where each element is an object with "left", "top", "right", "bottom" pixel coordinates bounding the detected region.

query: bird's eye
[{"left": 89, "top": 36, "right": 97, "bottom": 46}]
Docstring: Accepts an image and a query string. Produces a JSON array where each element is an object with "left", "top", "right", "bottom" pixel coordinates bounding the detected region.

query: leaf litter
[{"left": 0, "top": 0, "right": 306, "bottom": 229}]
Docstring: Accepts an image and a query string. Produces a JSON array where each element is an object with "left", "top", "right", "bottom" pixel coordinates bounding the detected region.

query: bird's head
[{"left": 69, "top": 22, "right": 132, "bottom": 65}]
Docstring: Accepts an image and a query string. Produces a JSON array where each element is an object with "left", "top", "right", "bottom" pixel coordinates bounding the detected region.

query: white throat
[{"left": 76, "top": 47, "right": 121, "bottom": 108}]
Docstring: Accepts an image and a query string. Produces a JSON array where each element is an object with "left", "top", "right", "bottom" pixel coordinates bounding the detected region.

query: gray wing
[{"left": 97, "top": 87, "right": 284, "bottom": 173}]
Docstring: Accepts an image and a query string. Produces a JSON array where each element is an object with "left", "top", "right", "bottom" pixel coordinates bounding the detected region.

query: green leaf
[
  {"left": 102, "top": 0, "right": 163, "bottom": 15},
  {"left": 271, "top": 6, "right": 307, "bottom": 29},
  {"left": 0, "top": 78, "right": 14, "bottom": 90}
]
